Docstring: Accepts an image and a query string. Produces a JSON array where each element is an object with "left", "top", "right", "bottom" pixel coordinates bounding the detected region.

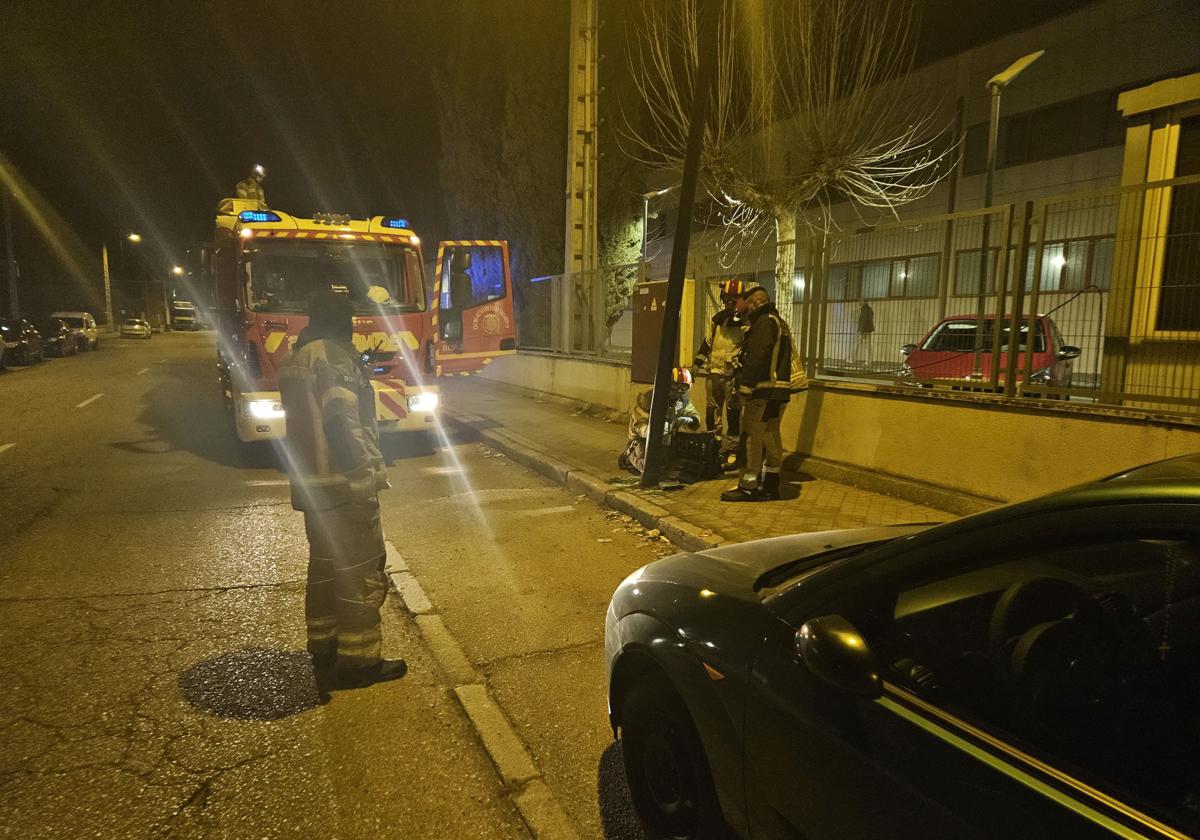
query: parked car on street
[
  {"left": 0, "top": 319, "right": 44, "bottom": 366},
  {"left": 40, "top": 318, "right": 79, "bottom": 357},
  {"left": 605, "top": 453, "right": 1200, "bottom": 840},
  {"left": 899, "top": 313, "right": 1080, "bottom": 390},
  {"left": 120, "top": 318, "right": 152, "bottom": 339},
  {"left": 50, "top": 311, "right": 99, "bottom": 351}
]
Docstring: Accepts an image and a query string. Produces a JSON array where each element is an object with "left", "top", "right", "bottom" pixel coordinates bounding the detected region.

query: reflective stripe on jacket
[
  {"left": 279, "top": 338, "right": 389, "bottom": 511},
  {"left": 735, "top": 305, "right": 793, "bottom": 401}
]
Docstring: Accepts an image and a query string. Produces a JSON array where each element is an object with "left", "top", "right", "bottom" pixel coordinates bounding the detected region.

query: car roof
[{"left": 1099, "top": 452, "right": 1200, "bottom": 483}]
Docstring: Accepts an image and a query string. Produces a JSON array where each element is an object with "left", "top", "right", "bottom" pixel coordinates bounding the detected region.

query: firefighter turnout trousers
[{"left": 303, "top": 497, "right": 389, "bottom": 668}]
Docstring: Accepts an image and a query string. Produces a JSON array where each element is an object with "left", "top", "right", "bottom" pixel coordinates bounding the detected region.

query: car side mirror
[
  {"left": 1057, "top": 345, "right": 1081, "bottom": 360},
  {"left": 795, "top": 615, "right": 882, "bottom": 698},
  {"left": 900, "top": 344, "right": 917, "bottom": 357}
]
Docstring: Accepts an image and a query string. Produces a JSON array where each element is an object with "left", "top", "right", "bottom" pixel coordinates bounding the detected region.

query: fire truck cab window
[
  {"left": 439, "top": 246, "right": 506, "bottom": 311},
  {"left": 244, "top": 240, "right": 425, "bottom": 313}
]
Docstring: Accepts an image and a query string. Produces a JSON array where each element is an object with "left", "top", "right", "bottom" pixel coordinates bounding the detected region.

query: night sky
[
  {"left": 0, "top": 0, "right": 1097, "bottom": 305},
  {"left": 0, "top": 1, "right": 447, "bottom": 288}
]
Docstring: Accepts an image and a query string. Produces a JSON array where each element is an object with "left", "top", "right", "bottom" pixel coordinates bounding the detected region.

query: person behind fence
[
  {"left": 721, "top": 286, "right": 793, "bottom": 502},
  {"left": 278, "top": 289, "right": 407, "bottom": 688},
  {"left": 694, "top": 279, "right": 746, "bottom": 463},
  {"left": 856, "top": 300, "right": 875, "bottom": 365},
  {"left": 619, "top": 366, "right": 701, "bottom": 474}
]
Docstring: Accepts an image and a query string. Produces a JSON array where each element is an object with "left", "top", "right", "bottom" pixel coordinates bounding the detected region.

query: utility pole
[
  {"left": 2, "top": 191, "right": 17, "bottom": 319},
  {"left": 563, "top": 0, "right": 599, "bottom": 278},
  {"left": 640, "top": 0, "right": 720, "bottom": 488}
]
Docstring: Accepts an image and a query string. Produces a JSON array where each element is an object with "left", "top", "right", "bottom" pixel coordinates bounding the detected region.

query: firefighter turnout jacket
[
  {"left": 279, "top": 338, "right": 390, "bottom": 511},
  {"left": 696, "top": 310, "right": 745, "bottom": 375},
  {"left": 736, "top": 304, "right": 794, "bottom": 401}
]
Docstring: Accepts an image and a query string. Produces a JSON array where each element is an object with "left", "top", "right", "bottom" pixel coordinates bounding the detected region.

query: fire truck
[{"left": 209, "top": 199, "right": 440, "bottom": 446}]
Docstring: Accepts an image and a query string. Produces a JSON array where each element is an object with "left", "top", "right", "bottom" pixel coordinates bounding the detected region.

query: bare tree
[{"left": 624, "top": 0, "right": 955, "bottom": 306}]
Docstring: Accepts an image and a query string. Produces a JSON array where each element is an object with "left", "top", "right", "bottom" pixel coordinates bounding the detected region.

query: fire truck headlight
[
  {"left": 244, "top": 399, "right": 285, "bottom": 419},
  {"left": 406, "top": 393, "right": 439, "bottom": 412}
]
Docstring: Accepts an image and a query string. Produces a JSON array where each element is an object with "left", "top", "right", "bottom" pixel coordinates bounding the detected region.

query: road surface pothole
[{"left": 180, "top": 648, "right": 323, "bottom": 720}]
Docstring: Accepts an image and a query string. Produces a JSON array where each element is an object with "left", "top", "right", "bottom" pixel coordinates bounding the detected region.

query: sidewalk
[{"left": 440, "top": 377, "right": 954, "bottom": 550}]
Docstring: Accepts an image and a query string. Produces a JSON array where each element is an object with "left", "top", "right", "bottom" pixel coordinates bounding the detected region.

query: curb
[
  {"left": 384, "top": 541, "right": 581, "bottom": 840},
  {"left": 449, "top": 412, "right": 724, "bottom": 553}
]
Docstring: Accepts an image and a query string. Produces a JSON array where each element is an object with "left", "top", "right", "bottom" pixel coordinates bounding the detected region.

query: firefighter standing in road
[
  {"left": 721, "top": 286, "right": 793, "bottom": 502},
  {"left": 279, "top": 290, "right": 406, "bottom": 687},
  {"left": 694, "top": 280, "right": 746, "bottom": 465},
  {"left": 236, "top": 164, "right": 268, "bottom": 204}
]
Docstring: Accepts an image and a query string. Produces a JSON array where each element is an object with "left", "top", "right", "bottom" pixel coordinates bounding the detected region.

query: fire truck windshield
[{"left": 243, "top": 240, "right": 425, "bottom": 313}]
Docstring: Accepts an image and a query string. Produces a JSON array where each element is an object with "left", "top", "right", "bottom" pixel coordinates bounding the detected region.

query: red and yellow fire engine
[{"left": 210, "top": 199, "right": 440, "bottom": 445}]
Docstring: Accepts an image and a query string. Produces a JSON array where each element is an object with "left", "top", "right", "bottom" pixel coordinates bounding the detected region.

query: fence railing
[
  {"left": 516, "top": 174, "right": 1200, "bottom": 418},
  {"left": 517, "top": 263, "right": 638, "bottom": 361}
]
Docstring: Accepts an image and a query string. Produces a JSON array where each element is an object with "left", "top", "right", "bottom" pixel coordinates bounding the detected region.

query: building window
[
  {"left": 829, "top": 255, "right": 940, "bottom": 301},
  {"left": 954, "top": 248, "right": 1000, "bottom": 297},
  {"left": 1156, "top": 115, "right": 1200, "bottom": 332},
  {"left": 1024, "top": 237, "right": 1115, "bottom": 293}
]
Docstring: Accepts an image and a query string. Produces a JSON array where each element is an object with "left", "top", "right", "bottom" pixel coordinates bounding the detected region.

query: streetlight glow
[
  {"left": 127, "top": 233, "right": 142, "bottom": 243},
  {"left": 172, "top": 266, "right": 184, "bottom": 275}
]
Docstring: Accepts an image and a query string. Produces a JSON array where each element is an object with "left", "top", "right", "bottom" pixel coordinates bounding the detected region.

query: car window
[{"left": 859, "top": 527, "right": 1200, "bottom": 834}]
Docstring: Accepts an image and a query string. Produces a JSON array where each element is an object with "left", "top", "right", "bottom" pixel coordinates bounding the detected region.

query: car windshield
[
  {"left": 57, "top": 317, "right": 85, "bottom": 328},
  {"left": 244, "top": 240, "right": 425, "bottom": 313},
  {"left": 921, "top": 319, "right": 1046, "bottom": 353}
]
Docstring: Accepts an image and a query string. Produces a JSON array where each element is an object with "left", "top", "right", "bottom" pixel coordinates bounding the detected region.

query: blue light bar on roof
[
  {"left": 383, "top": 218, "right": 410, "bottom": 229},
  {"left": 239, "top": 210, "right": 282, "bottom": 223}
]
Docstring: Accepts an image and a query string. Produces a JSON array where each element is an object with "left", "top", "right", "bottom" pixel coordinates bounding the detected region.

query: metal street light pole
[
  {"left": 2, "top": 190, "right": 17, "bottom": 319},
  {"left": 640, "top": 186, "right": 676, "bottom": 280},
  {"left": 104, "top": 232, "right": 141, "bottom": 328},
  {"left": 167, "top": 266, "right": 183, "bottom": 329},
  {"left": 972, "top": 50, "right": 1044, "bottom": 378}
]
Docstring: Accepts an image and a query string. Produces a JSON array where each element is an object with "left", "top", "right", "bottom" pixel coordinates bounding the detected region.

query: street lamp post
[
  {"left": 167, "top": 265, "right": 183, "bottom": 330},
  {"left": 972, "top": 50, "right": 1044, "bottom": 378},
  {"left": 101, "top": 232, "right": 141, "bottom": 328},
  {"left": 640, "top": 186, "right": 676, "bottom": 280}
]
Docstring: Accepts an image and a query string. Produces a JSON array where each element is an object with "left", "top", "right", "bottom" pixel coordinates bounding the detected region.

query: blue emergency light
[
  {"left": 239, "top": 210, "right": 282, "bottom": 223},
  {"left": 383, "top": 218, "right": 410, "bottom": 229}
]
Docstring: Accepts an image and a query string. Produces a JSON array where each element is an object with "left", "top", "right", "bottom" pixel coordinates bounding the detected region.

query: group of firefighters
[{"left": 623, "top": 279, "right": 800, "bottom": 503}]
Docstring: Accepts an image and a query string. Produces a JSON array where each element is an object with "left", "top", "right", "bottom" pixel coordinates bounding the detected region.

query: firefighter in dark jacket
[
  {"left": 278, "top": 290, "right": 407, "bottom": 687},
  {"left": 721, "top": 286, "right": 792, "bottom": 502}
]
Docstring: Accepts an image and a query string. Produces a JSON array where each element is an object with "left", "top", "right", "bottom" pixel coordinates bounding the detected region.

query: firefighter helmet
[
  {"left": 720, "top": 279, "right": 745, "bottom": 300},
  {"left": 671, "top": 366, "right": 693, "bottom": 387}
]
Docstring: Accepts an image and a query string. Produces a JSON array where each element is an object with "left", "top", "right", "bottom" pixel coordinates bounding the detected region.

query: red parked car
[{"left": 900, "top": 314, "right": 1080, "bottom": 389}]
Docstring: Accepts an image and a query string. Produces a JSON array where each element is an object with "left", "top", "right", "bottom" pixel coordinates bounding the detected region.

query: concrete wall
[
  {"left": 479, "top": 352, "right": 641, "bottom": 414},
  {"left": 488, "top": 352, "right": 1200, "bottom": 505},
  {"left": 787, "top": 384, "right": 1200, "bottom": 504}
]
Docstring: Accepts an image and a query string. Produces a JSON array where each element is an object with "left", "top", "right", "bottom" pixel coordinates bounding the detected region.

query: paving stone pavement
[{"left": 441, "top": 378, "right": 953, "bottom": 544}]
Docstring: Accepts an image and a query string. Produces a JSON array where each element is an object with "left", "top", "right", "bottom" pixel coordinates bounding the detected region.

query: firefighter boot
[
  {"left": 337, "top": 658, "right": 408, "bottom": 688},
  {"left": 758, "top": 472, "right": 782, "bottom": 501}
]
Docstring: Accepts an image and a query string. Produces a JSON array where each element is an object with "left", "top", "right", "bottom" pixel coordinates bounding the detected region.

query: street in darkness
[{"left": 0, "top": 334, "right": 659, "bottom": 838}]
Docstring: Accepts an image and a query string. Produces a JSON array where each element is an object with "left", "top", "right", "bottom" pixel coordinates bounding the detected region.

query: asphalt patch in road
[{"left": 179, "top": 647, "right": 324, "bottom": 720}]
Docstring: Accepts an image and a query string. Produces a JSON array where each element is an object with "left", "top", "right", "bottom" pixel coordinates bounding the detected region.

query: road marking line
[
  {"left": 0, "top": 443, "right": 14, "bottom": 456},
  {"left": 75, "top": 393, "right": 104, "bottom": 409},
  {"left": 136, "top": 367, "right": 150, "bottom": 376},
  {"left": 244, "top": 479, "right": 289, "bottom": 487}
]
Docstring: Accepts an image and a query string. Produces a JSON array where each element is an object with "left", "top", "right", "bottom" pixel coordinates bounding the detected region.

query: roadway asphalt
[{"left": 0, "top": 332, "right": 660, "bottom": 838}]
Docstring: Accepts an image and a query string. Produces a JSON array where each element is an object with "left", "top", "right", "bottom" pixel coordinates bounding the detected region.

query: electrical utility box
[{"left": 631, "top": 279, "right": 696, "bottom": 384}]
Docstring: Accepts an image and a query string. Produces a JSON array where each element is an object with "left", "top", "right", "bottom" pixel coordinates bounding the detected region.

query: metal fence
[
  {"left": 517, "top": 263, "right": 638, "bottom": 361},
  {"left": 516, "top": 174, "right": 1200, "bottom": 417}
]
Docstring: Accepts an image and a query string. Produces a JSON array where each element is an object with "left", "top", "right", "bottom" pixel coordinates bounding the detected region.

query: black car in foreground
[
  {"left": 606, "top": 454, "right": 1200, "bottom": 840},
  {"left": 0, "top": 319, "right": 44, "bottom": 366}
]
